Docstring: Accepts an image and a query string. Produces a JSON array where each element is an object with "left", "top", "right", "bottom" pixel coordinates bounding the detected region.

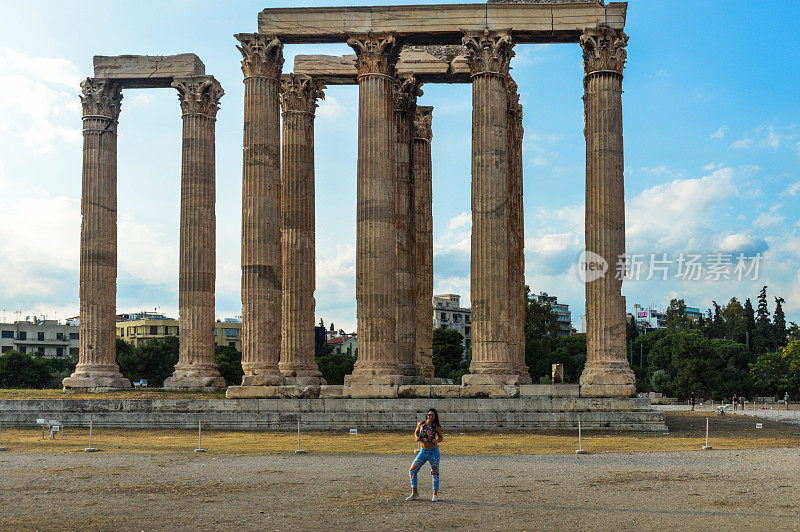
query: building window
[
  {"left": 37, "top": 332, "right": 45, "bottom": 341},
  {"left": 69, "top": 332, "right": 79, "bottom": 340},
  {"left": 454, "top": 313, "right": 461, "bottom": 323},
  {"left": 18, "top": 331, "right": 26, "bottom": 340},
  {"left": 465, "top": 315, "right": 470, "bottom": 324},
  {"left": 19, "top": 347, "right": 26, "bottom": 354},
  {"left": 56, "top": 347, "right": 64, "bottom": 357},
  {"left": 225, "top": 328, "right": 238, "bottom": 338},
  {"left": 1, "top": 330, "right": 13, "bottom": 339},
  {"left": 440, "top": 312, "right": 447, "bottom": 321},
  {"left": 1, "top": 346, "right": 10, "bottom": 353},
  {"left": 150, "top": 326, "right": 158, "bottom": 335},
  {"left": 441, "top": 325, "right": 448, "bottom": 330},
  {"left": 213, "top": 328, "right": 218, "bottom": 336},
  {"left": 57, "top": 332, "right": 64, "bottom": 340},
  {"left": 70, "top": 347, "right": 78, "bottom": 356},
  {"left": 465, "top": 326, "right": 471, "bottom": 336},
  {"left": 228, "top": 341, "right": 236, "bottom": 348}
]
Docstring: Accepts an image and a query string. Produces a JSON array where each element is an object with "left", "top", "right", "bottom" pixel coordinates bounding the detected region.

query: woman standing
[{"left": 406, "top": 408, "right": 443, "bottom": 502}]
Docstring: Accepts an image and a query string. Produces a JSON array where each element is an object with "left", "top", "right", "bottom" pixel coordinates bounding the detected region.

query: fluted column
[
  {"left": 345, "top": 33, "right": 404, "bottom": 386},
  {"left": 164, "top": 75, "right": 225, "bottom": 390},
  {"left": 579, "top": 24, "right": 636, "bottom": 397},
  {"left": 278, "top": 73, "right": 326, "bottom": 385},
  {"left": 412, "top": 106, "right": 435, "bottom": 379},
  {"left": 394, "top": 75, "right": 421, "bottom": 379},
  {"left": 506, "top": 79, "right": 531, "bottom": 384},
  {"left": 236, "top": 34, "right": 284, "bottom": 386},
  {"left": 63, "top": 78, "right": 131, "bottom": 391},
  {"left": 462, "top": 31, "right": 520, "bottom": 386}
]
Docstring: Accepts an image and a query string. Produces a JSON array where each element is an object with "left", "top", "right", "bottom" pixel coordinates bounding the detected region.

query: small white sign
[
  {"left": 756, "top": 423, "right": 763, "bottom": 429},
  {"left": 349, "top": 428, "right": 358, "bottom": 435}
]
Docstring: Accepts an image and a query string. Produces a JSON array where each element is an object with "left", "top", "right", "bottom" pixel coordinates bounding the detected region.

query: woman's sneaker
[
  {"left": 405, "top": 493, "right": 419, "bottom": 501},
  {"left": 431, "top": 495, "right": 439, "bottom": 502}
]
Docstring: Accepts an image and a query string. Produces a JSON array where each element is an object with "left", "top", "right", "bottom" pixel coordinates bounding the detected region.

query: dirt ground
[{"left": 1, "top": 411, "right": 799, "bottom": 530}]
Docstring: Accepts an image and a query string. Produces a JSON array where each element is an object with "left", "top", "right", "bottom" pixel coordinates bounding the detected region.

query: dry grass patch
[{"left": 0, "top": 388, "right": 226, "bottom": 400}]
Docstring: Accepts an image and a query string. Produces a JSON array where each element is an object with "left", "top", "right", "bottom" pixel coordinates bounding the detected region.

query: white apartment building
[
  {"left": 0, "top": 318, "right": 80, "bottom": 358},
  {"left": 432, "top": 294, "right": 471, "bottom": 350}
]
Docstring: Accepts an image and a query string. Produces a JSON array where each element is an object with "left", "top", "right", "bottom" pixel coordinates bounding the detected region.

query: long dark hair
[{"left": 426, "top": 408, "right": 441, "bottom": 428}]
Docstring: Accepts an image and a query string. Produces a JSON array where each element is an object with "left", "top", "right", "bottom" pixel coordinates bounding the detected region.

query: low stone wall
[{"left": 0, "top": 395, "right": 666, "bottom": 432}]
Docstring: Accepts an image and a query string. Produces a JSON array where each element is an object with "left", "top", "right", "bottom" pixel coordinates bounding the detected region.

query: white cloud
[
  {"left": 730, "top": 124, "right": 788, "bottom": 151},
  {"left": 753, "top": 204, "right": 785, "bottom": 229},
  {"left": 731, "top": 137, "right": 753, "bottom": 149},
  {"left": 435, "top": 211, "right": 471, "bottom": 256},
  {"left": 0, "top": 48, "right": 83, "bottom": 88},
  {"left": 709, "top": 126, "right": 728, "bottom": 139},
  {"left": 783, "top": 181, "right": 800, "bottom": 197},
  {"left": 316, "top": 95, "right": 345, "bottom": 120},
  {"left": 703, "top": 162, "right": 724, "bottom": 171}
]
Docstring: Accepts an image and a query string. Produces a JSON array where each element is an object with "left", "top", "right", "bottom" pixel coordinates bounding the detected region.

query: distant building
[
  {"left": 0, "top": 317, "right": 79, "bottom": 358},
  {"left": 115, "top": 313, "right": 242, "bottom": 350},
  {"left": 328, "top": 334, "right": 357, "bottom": 356},
  {"left": 685, "top": 306, "right": 703, "bottom": 323},
  {"left": 432, "top": 294, "right": 471, "bottom": 350},
  {"left": 533, "top": 292, "right": 572, "bottom": 338},
  {"left": 632, "top": 304, "right": 667, "bottom": 332}
]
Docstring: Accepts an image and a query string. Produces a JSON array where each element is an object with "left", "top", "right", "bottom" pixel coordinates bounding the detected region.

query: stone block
[
  {"left": 93, "top": 54, "right": 205, "bottom": 88},
  {"left": 343, "top": 384, "right": 399, "bottom": 399},
  {"left": 319, "top": 385, "right": 344, "bottom": 398},
  {"left": 519, "top": 384, "right": 580, "bottom": 397},
  {"left": 461, "top": 374, "right": 523, "bottom": 386},
  {"left": 225, "top": 386, "right": 281, "bottom": 399},
  {"left": 431, "top": 385, "right": 462, "bottom": 398},
  {"left": 580, "top": 384, "right": 636, "bottom": 398},
  {"left": 459, "top": 385, "right": 519, "bottom": 398},
  {"left": 241, "top": 374, "right": 285, "bottom": 387},
  {"left": 398, "top": 385, "right": 431, "bottom": 398}
]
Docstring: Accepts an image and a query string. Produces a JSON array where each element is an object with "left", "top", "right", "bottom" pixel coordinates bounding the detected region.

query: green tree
[
  {"left": 722, "top": 297, "right": 747, "bottom": 344},
  {"left": 744, "top": 298, "right": 756, "bottom": 352},
  {"left": 117, "top": 337, "right": 179, "bottom": 387},
  {"left": 316, "top": 352, "right": 356, "bottom": 385},
  {"left": 773, "top": 297, "right": 787, "bottom": 349},
  {"left": 0, "top": 350, "right": 53, "bottom": 388},
  {"left": 753, "top": 286, "right": 772, "bottom": 353},
  {"left": 432, "top": 328, "right": 466, "bottom": 380},
  {"left": 665, "top": 298, "right": 690, "bottom": 333},
  {"left": 523, "top": 286, "right": 561, "bottom": 381},
  {"left": 750, "top": 340, "right": 800, "bottom": 397},
  {"left": 215, "top": 345, "right": 244, "bottom": 386}
]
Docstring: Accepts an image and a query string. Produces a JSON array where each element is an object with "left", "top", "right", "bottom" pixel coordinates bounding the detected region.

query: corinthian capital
[
  {"left": 80, "top": 78, "right": 122, "bottom": 119},
  {"left": 172, "top": 76, "right": 224, "bottom": 118},
  {"left": 393, "top": 75, "right": 422, "bottom": 115},
  {"left": 235, "top": 33, "right": 284, "bottom": 79},
  {"left": 347, "top": 33, "right": 401, "bottom": 77},
  {"left": 462, "top": 30, "right": 514, "bottom": 77},
  {"left": 580, "top": 24, "right": 628, "bottom": 77},
  {"left": 280, "top": 73, "right": 325, "bottom": 115},
  {"left": 414, "top": 106, "right": 433, "bottom": 142}
]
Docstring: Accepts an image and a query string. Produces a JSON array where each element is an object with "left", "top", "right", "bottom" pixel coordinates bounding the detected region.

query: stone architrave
[
  {"left": 236, "top": 34, "right": 285, "bottom": 386},
  {"left": 164, "top": 75, "right": 226, "bottom": 390},
  {"left": 461, "top": 30, "right": 520, "bottom": 386},
  {"left": 412, "top": 105, "right": 435, "bottom": 379},
  {"left": 344, "top": 33, "right": 405, "bottom": 386},
  {"left": 278, "top": 73, "right": 326, "bottom": 385},
  {"left": 393, "top": 75, "right": 422, "bottom": 379},
  {"left": 506, "top": 79, "right": 531, "bottom": 384},
  {"left": 578, "top": 24, "right": 636, "bottom": 397},
  {"left": 63, "top": 78, "right": 131, "bottom": 391}
]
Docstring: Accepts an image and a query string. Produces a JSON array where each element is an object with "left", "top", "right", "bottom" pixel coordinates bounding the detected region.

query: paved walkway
[{"left": 659, "top": 403, "right": 800, "bottom": 425}]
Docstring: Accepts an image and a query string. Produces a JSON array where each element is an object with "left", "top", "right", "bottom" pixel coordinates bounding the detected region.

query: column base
[
  {"left": 462, "top": 373, "right": 525, "bottom": 386},
  {"left": 283, "top": 375, "right": 327, "bottom": 386},
  {"left": 240, "top": 373, "right": 285, "bottom": 386},
  {"left": 226, "top": 385, "right": 322, "bottom": 399},
  {"left": 344, "top": 373, "right": 405, "bottom": 386},
  {"left": 163, "top": 368, "right": 227, "bottom": 391},
  {"left": 279, "top": 364, "right": 326, "bottom": 386},
  {"left": 398, "top": 362, "right": 417, "bottom": 377},
  {"left": 579, "top": 363, "right": 636, "bottom": 397},
  {"left": 63, "top": 365, "right": 131, "bottom": 392}
]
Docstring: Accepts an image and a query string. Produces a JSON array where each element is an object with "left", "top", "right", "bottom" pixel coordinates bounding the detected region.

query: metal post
[
  {"left": 85, "top": 415, "right": 97, "bottom": 452},
  {"left": 295, "top": 415, "right": 306, "bottom": 454},
  {"left": 195, "top": 419, "right": 205, "bottom": 453},
  {"left": 702, "top": 417, "right": 712, "bottom": 450},
  {"left": 0, "top": 420, "right": 7, "bottom": 451},
  {"left": 575, "top": 420, "right": 587, "bottom": 454}
]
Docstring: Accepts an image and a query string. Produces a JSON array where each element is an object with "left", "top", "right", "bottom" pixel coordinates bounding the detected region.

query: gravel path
[
  {"left": 661, "top": 404, "right": 800, "bottom": 425},
  {"left": 1, "top": 448, "right": 798, "bottom": 530}
]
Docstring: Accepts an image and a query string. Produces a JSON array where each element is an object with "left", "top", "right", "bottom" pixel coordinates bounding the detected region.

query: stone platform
[{"left": 0, "top": 392, "right": 666, "bottom": 432}]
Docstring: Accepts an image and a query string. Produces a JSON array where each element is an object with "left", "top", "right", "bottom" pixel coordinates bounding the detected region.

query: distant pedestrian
[
  {"left": 786, "top": 392, "right": 790, "bottom": 410},
  {"left": 740, "top": 395, "right": 745, "bottom": 410},
  {"left": 732, "top": 394, "right": 737, "bottom": 411},
  {"left": 690, "top": 391, "right": 696, "bottom": 411},
  {"left": 407, "top": 408, "right": 443, "bottom": 502}
]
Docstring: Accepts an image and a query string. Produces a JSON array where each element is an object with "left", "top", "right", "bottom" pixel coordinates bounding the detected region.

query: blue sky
[{"left": 0, "top": 1, "right": 798, "bottom": 332}]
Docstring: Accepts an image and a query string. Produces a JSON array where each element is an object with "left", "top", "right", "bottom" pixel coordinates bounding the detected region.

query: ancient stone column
[
  {"left": 164, "top": 75, "right": 226, "bottom": 390},
  {"left": 579, "top": 25, "right": 636, "bottom": 397},
  {"left": 412, "top": 105, "right": 435, "bottom": 379},
  {"left": 344, "top": 33, "right": 405, "bottom": 386},
  {"left": 394, "top": 75, "right": 422, "bottom": 379},
  {"left": 63, "top": 78, "right": 131, "bottom": 391},
  {"left": 506, "top": 79, "right": 531, "bottom": 384},
  {"left": 236, "top": 34, "right": 284, "bottom": 386},
  {"left": 461, "top": 31, "right": 519, "bottom": 386},
  {"left": 278, "top": 73, "right": 326, "bottom": 385}
]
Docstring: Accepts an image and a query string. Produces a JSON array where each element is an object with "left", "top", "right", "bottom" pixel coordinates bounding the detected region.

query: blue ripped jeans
[{"left": 410, "top": 446, "right": 440, "bottom": 491}]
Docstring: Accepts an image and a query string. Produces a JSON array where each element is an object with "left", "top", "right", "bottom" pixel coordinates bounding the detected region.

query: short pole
[
  {"left": 702, "top": 417, "right": 712, "bottom": 450},
  {"left": 84, "top": 415, "right": 97, "bottom": 452},
  {"left": 295, "top": 416, "right": 306, "bottom": 454},
  {"left": 195, "top": 419, "right": 205, "bottom": 453},
  {"left": 575, "top": 420, "right": 587, "bottom": 454},
  {"left": 0, "top": 420, "right": 8, "bottom": 451}
]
